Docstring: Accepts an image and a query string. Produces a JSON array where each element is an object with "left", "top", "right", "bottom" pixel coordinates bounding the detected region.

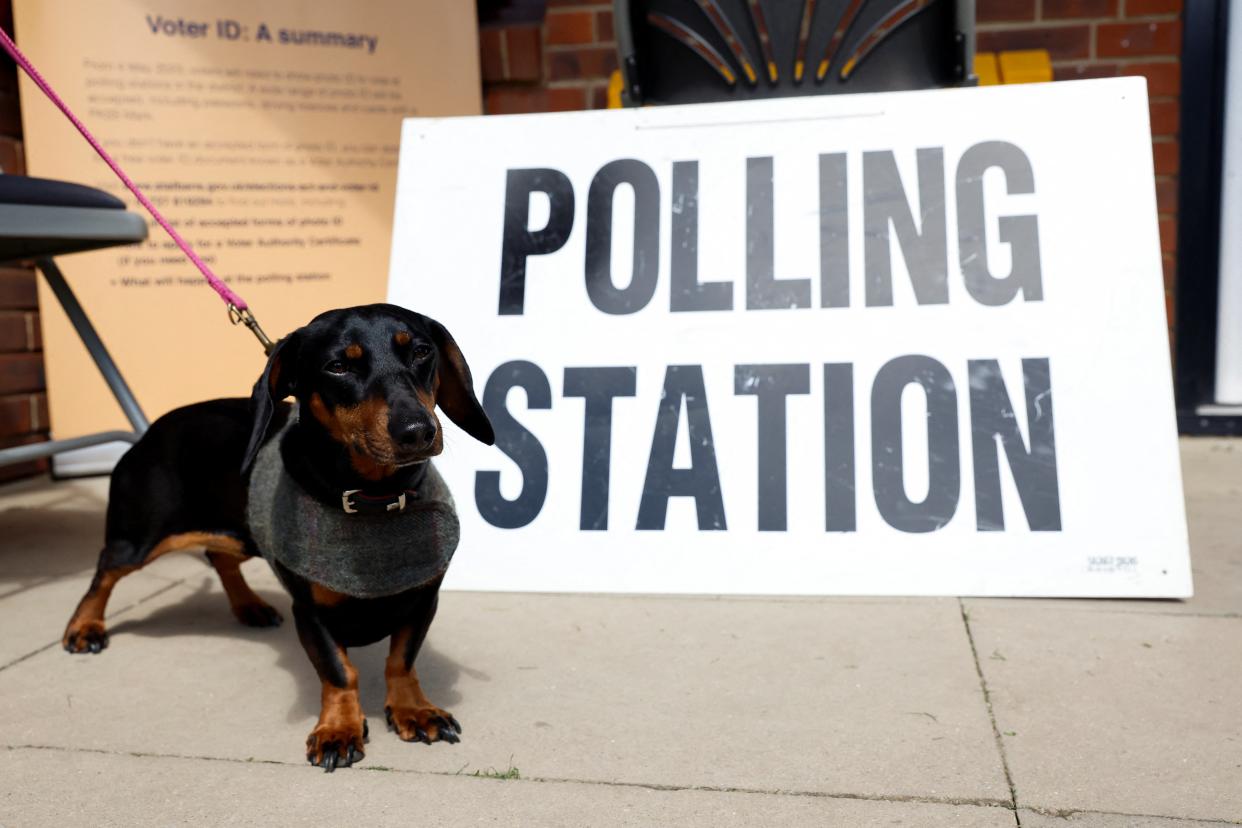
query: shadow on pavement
[{"left": 106, "top": 576, "right": 466, "bottom": 724}]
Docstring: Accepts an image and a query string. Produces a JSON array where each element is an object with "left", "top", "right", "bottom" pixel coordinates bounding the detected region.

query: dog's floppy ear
[
  {"left": 429, "top": 320, "right": 495, "bottom": 446},
  {"left": 242, "top": 331, "right": 302, "bottom": 473}
]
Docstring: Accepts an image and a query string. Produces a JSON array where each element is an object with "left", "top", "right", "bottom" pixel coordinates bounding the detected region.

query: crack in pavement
[
  {"left": 1021, "top": 804, "right": 1242, "bottom": 826},
  {"left": 9, "top": 743, "right": 1242, "bottom": 824},
  {"left": 959, "top": 598, "right": 1022, "bottom": 827},
  {"left": 5, "top": 742, "right": 1015, "bottom": 812}
]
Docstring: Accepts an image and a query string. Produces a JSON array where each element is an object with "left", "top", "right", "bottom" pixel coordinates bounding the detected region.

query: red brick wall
[
  {"left": 977, "top": 0, "right": 1182, "bottom": 326},
  {"left": 0, "top": 0, "right": 50, "bottom": 483},
  {"left": 480, "top": 0, "right": 616, "bottom": 114}
]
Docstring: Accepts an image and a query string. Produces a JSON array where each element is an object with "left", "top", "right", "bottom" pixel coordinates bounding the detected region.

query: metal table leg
[
  {"left": 0, "top": 430, "right": 140, "bottom": 466},
  {"left": 35, "top": 256, "right": 148, "bottom": 433}
]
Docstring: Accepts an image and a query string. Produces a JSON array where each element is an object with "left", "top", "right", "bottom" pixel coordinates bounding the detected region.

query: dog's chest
[{"left": 246, "top": 425, "right": 460, "bottom": 599}]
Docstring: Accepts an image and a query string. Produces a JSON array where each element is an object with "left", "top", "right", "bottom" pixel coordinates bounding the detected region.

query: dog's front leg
[
  {"left": 293, "top": 602, "right": 367, "bottom": 771},
  {"left": 384, "top": 581, "right": 461, "bottom": 744}
]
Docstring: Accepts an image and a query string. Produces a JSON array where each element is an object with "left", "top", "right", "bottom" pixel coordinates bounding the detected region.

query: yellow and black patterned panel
[{"left": 622, "top": 0, "right": 964, "bottom": 105}]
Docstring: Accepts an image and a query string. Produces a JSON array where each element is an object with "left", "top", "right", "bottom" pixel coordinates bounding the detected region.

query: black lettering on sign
[
  {"left": 671, "top": 161, "right": 733, "bottom": 312},
  {"left": 498, "top": 168, "right": 575, "bottom": 315},
  {"left": 824, "top": 362, "right": 856, "bottom": 532},
  {"left": 747, "top": 157, "right": 812, "bottom": 310},
  {"left": 871, "top": 355, "right": 961, "bottom": 532},
  {"left": 735, "top": 364, "right": 810, "bottom": 531},
  {"left": 968, "top": 358, "right": 1061, "bottom": 531},
  {"left": 819, "top": 153, "right": 850, "bottom": 308},
  {"left": 585, "top": 159, "right": 660, "bottom": 314},
  {"left": 864, "top": 149, "right": 948, "bottom": 306},
  {"left": 956, "top": 141, "right": 1044, "bottom": 306},
  {"left": 637, "top": 366, "right": 727, "bottom": 530},
  {"left": 475, "top": 360, "right": 551, "bottom": 528},
  {"left": 564, "top": 366, "right": 637, "bottom": 530}
]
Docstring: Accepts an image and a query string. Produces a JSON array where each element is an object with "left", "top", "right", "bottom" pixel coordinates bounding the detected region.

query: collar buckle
[{"left": 341, "top": 489, "right": 409, "bottom": 515}]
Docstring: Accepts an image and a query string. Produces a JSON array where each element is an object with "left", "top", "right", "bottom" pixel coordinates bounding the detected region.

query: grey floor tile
[
  {"left": 0, "top": 580, "right": 1009, "bottom": 805},
  {"left": 968, "top": 604, "right": 1242, "bottom": 822},
  {"left": 1, "top": 746, "right": 1018, "bottom": 827}
]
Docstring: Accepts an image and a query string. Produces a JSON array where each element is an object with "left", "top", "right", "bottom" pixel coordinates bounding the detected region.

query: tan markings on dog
[
  {"left": 309, "top": 392, "right": 398, "bottom": 480},
  {"left": 345, "top": 343, "right": 364, "bottom": 360},
  {"left": 147, "top": 532, "right": 247, "bottom": 563},
  {"left": 307, "top": 644, "right": 366, "bottom": 767},
  {"left": 384, "top": 625, "right": 458, "bottom": 743},
  {"left": 311, "top": 582, "right": 350, "bottom": 607},
  {"left": 394, "top": 330, "right": 411, "bottom": 346}
]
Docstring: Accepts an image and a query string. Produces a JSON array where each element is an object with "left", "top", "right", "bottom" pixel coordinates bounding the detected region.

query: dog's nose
[{"left": 393, "top": 418, "right": 437, "bottom": 449}]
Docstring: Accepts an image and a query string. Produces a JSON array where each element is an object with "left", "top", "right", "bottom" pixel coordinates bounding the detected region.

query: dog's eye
[
  {"left": 411, "top": 345, "right": 432, "bottom": 362},
  {"left": 324, "top": 360, "right": 348, "bottom": 375}
]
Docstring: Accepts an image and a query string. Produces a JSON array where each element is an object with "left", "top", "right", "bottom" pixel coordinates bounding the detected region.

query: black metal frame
[
  {"left": 0, "top": 256, "right": 148, "bottom": 468},
  {"left": 1175, "top": 0, "right": 1238, "bottom": 434},
  {"left": 0, "top": 192, "right": 149, "bottom": 470},
  {"left": 615, "top": 0, "right": 975, "bottom": 106}
]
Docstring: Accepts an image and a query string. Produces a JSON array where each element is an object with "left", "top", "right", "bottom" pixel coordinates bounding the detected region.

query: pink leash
[{"left": 0, "top": 26, "right": 274, "bottom": 353}]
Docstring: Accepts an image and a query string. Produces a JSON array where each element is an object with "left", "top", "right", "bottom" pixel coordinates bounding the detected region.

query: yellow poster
[{"left": 13, "top": 0, "right": 481, "bottom": 454}]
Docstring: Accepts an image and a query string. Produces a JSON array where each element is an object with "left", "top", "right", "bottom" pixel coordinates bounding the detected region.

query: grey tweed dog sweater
[{"left": 247, "top": 417, "right": 460, "bottom": 598}]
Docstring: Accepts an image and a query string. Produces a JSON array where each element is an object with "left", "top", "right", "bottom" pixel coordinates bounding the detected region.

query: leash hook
[{"left": 229, "top": 304, "right": 276, "bottom": 355}]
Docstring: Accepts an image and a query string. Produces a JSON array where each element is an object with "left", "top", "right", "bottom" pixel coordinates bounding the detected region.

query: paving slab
[
  {"left": 1177, "top": 438, "right": 1242, "bottom": 617},
  {"left": 0, "top": 575, "right": 1009, "bottom": 806},
  {"left": 1020, "top": 810, "right": 1240, "bottom": 827},
  {"left": 0, "top": 747, "right": 1017, "bottom": 828},
  {"left": 966, "top": 603, "right": 1242, "bottom": 822}
]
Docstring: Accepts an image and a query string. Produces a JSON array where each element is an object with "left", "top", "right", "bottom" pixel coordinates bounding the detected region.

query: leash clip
[{"left": 229, "top": 304, "right": 276, "bottom": 355}]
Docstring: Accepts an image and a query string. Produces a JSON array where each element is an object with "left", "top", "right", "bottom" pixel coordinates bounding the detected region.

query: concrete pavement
[{"left": 0, "top": 439, "right": 1239, "bottom": 826}]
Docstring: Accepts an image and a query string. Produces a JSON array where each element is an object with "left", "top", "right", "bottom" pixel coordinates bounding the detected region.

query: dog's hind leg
[
  {"left": 62, "top": 540, "right": 142, "bottom": 654},
  {"left": 206, "top": 552, "right": 283, "bottom": 628},
  {"left": 63, "top": 532, "right": 251, "bottom": 654}
]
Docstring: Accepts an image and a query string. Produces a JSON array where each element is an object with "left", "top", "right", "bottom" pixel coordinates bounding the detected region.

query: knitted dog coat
[{"left": 247, "top": 416, "right": 460, "bottom": 598}]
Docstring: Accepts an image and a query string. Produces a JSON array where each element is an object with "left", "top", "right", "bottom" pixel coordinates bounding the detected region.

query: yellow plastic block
[
  {"left": 998, "top": 49, "right": 1053, "bottom": 84},
  {"left": 607, "top": 69, "right": 624, "bottom": 109},
  {"left": 975, "top": 52, "right": 1000, "bottom": 86}
]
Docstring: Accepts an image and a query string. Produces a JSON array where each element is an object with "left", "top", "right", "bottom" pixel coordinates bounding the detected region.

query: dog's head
[{"left": 242, "top": 304, "right": 494, "bottom": 479}]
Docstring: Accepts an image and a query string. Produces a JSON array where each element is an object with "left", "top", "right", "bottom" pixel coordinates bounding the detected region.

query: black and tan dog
[{"left": 61, "top": 304, "right": 494, "bottom": 771}]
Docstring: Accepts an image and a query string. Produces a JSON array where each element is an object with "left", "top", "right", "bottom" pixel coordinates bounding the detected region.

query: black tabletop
[{"left": 0, "top": 175, "right": 146, "bottom": 264}]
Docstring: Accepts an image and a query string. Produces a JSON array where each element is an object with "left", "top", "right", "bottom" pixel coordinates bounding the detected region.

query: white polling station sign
[{"left": 388, "top": 78, "right": 1191, "bottom": 597}]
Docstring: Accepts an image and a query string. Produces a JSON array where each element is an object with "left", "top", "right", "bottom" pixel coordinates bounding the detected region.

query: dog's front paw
[
  {"left": 385, "top": 705, "right": 461, "bottom": 745},
  {"left": 63, "top": 620, "right": 109, "bottom": 654},
  {"left": 306, "top": 719, "right": 367, "bottom": 772}
]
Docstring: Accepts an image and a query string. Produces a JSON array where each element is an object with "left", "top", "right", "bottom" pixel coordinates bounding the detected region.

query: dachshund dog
[{"left": 61, "top": 304, "right": 495, "bottom": 771}]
